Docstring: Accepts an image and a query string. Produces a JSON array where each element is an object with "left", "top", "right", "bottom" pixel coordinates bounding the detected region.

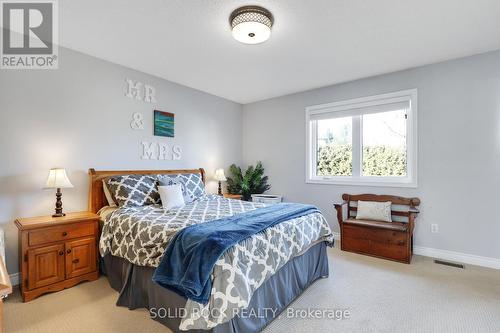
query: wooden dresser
[{"left": 15, "top": 212, "right": 99, "bottom": 302}]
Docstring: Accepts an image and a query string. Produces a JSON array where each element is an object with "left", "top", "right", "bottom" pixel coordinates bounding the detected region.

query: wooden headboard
[{"left": 88, "top": 168, "right": 206, "bottom": 213}]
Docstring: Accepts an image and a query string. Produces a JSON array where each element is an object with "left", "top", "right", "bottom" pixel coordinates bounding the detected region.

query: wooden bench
[{"left": 334, "top": 194, "right": 420, "bottom": 264}]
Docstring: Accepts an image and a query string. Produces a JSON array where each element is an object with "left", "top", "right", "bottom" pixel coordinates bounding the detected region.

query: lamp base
[
  {"left": 218, "top": 181, "right": 223, "bottom": 196},
  {"left": 53, "top": 188, "right": 66, "bottom": 218}
]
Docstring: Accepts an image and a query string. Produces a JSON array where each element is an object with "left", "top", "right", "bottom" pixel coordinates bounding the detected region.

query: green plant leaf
[{"left": 225, "top": 161, "right": 271, "bottom": 201}]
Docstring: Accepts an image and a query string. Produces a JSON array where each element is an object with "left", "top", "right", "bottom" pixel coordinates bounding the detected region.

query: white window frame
[{"left": 305, "top": 89, "right": 418, "bottom": 188}]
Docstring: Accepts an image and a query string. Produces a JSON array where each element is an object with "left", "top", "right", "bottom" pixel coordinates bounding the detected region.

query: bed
[{"left": 89, "top": 168, "right": 334, "bottom": 333}]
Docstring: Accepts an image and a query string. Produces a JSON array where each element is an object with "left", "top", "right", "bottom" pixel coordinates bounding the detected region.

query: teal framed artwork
[{"left": 154, "top": 110, "right": 174, "bottom": 137}]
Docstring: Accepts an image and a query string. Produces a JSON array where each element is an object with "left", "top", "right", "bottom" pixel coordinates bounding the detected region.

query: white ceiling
[{"left": 60, "top": 0, "right": 500, "bottom": 104}]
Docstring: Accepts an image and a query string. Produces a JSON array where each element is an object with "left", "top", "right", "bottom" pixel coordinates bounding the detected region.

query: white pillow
[
  {"left": 356, "top": 201, "right": 392, "bottom": 222},
  {"left": 102, "top": 180, "right": 117, "bottom": 207},
  {"left": 158, "top": 184, "right": 185, "bottom": 210}
]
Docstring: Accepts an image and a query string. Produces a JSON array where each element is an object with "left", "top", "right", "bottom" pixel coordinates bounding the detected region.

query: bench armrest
[
  {"left": 333, "top": 201, "right": 348, "bottom": 209},
  {"left": 407, "top": 208, "right": 420, "bottom": 229},
  {"left": 333, "top": 201, "right": 348, "bottom": 225}
]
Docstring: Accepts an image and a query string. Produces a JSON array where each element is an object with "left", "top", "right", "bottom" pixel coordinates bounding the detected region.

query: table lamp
[
  {"left": 214, "top": 169, "right": 227, "bottom": 196},
  {"left": 45, "top": 168, "right": 74, "bottom": 217}
]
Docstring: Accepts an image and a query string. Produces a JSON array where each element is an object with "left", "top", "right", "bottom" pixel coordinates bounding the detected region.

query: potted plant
[{"left": 226, "top": 162, "right": 271, "bottom": 201}]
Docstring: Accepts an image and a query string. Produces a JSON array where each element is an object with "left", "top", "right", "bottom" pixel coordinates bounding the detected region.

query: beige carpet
[{"left": 5, "top": 245, "right": 500, "bottom": 333}]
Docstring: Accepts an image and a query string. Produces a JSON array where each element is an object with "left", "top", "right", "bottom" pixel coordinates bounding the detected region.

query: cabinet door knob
[
  {"left": 62, "top": 232, "right": 68, "bottom": 237},
  {"left": 67, "top": 249, "right": 72, "bottom": 254},
  {"left": 72, "top": 259, "right": 79, "bottom": 264},
  {"left": 58, "top": 251, "right": 64, "bottom": 256}
]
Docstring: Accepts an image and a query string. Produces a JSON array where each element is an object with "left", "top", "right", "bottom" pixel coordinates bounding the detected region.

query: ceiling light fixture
[{"left": 230, "top": 6, "right": 274, "bottom": 44}]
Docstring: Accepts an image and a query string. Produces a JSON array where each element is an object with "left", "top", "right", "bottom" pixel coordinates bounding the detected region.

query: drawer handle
[
  {"left": 67, "top": 249, "right": 72, "bottom": 254},
  {"left": 62, "top": 232, "right": 68, "bottom": 237},
  {"left": 58, "top": 251, "right": 64, "bottom": 256},
  {"left": 72, "top": 259, "right": 79, "bottom": 264}
]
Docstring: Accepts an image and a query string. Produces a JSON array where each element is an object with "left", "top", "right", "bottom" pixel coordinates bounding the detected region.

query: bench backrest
[{"left": 342, "top": 194, "right": 420, "bottom": 222}]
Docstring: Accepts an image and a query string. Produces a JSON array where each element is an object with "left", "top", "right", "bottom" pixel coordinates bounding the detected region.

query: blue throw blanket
[{"left": 152, "top": 202, "right": 319, "bottom": 304}]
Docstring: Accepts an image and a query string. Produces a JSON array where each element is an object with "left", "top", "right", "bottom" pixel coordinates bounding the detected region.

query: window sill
[{"left": 306, "top": 178, "right": 418, "bottom": 188}]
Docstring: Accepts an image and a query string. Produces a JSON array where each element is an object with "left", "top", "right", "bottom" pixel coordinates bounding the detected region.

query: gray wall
[
  {"left": 0, "top": 47, "right": 243, "bottom": 274},
  {"left": 243, "top": 50, "right": 500, "bottom": 259}
]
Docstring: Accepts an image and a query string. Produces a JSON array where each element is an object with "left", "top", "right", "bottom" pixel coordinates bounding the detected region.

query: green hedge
[{"left": 317, "top": 144, "right": 406, "bottom": 177}]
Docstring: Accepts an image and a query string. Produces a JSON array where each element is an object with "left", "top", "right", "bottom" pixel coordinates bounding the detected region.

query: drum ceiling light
[{"left": 230, "top": 6, "right": 274, "bottom": 44}]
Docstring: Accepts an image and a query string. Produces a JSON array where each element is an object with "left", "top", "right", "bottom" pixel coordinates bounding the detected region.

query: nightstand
[
  {"left": 15, "top": 212, "right": 100, "bottom": 302},
  {"left": 223, "top": 194, "right": 243, "bottom": 200}
]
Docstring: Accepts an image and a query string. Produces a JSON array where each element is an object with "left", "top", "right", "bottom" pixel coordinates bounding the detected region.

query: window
[{"left": 306, "top": 89, "right": 417, "bottom": 187}]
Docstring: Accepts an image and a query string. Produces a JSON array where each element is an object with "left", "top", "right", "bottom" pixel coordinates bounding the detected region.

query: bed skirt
[{"left": 102, "top": 241, "right": 330, "bottom": 333}]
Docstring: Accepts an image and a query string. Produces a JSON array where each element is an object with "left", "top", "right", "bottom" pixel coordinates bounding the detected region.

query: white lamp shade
[
  {"left": 45, "top": 168, "right": 74, "bottom": 189},
  {"left": 232, "top": 21, "right": 271, "bottom": 44},
  {"left": 214, "top": 169, "right": 227, "bottom": 182}
]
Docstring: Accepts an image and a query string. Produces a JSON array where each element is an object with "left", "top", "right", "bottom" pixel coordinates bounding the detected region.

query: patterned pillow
[
  {"left": 157, "top": 173, "right": 205, "bottom": 203},
  {"left": 106, "top": 175, "right": 160, "bottom": 207}
]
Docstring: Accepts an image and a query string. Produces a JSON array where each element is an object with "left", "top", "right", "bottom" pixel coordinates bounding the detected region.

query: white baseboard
[
  {"left": 9, "top": 272, "right": 19, "bottom": 286},
  {"left": 333, "top": 232, "right": 499, "bottom": 270},
  {"left": 413, "top": 246, "right": 500, "bottom": 270}
]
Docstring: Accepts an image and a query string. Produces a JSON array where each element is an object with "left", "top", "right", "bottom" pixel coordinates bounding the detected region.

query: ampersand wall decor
[{"left": 130, "top": 112, "right": 144, "bottom": 130}]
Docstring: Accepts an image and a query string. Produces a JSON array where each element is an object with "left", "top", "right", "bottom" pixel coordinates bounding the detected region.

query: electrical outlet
[{"left": 431, "top": 224, "right": 439, "bottom": 233}]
